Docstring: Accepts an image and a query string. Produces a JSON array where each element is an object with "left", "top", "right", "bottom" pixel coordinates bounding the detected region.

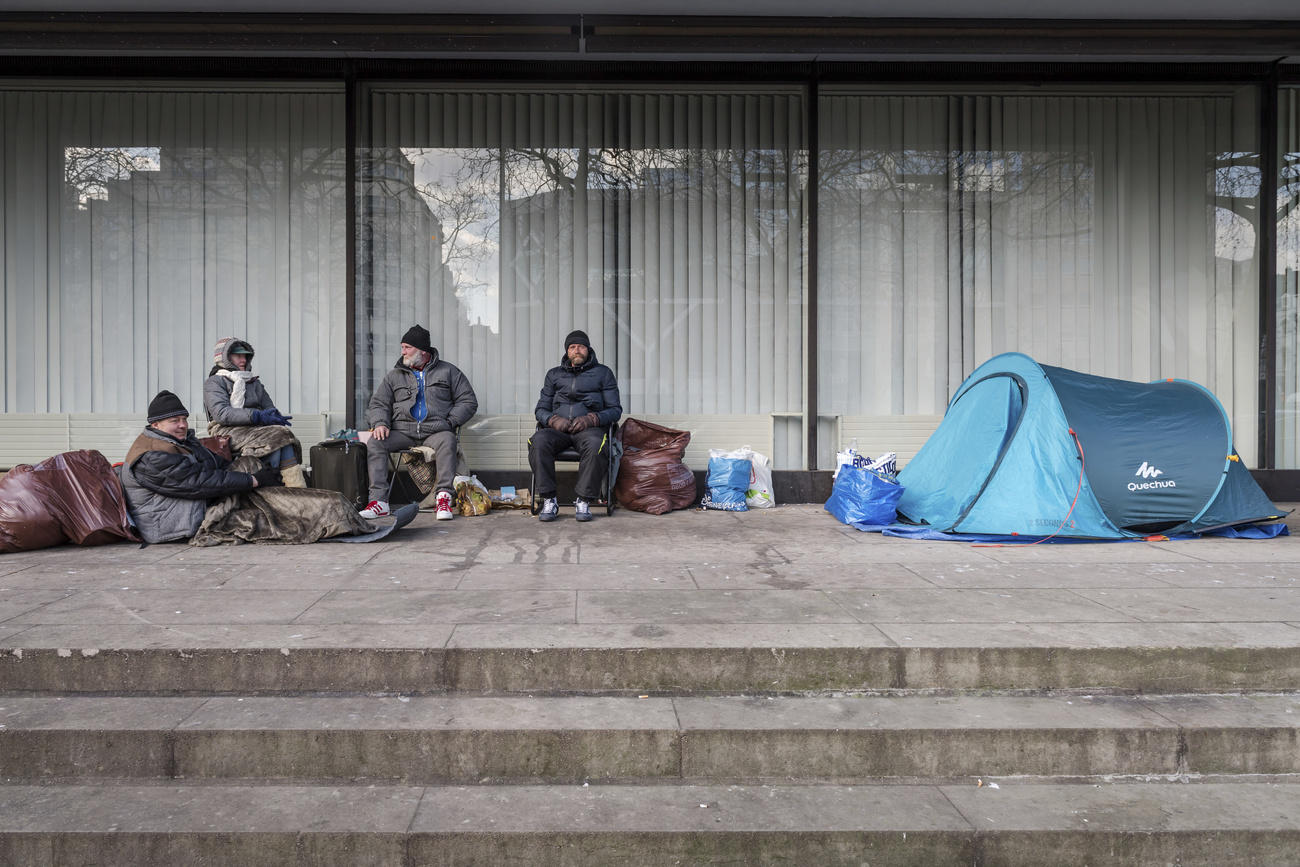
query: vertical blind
[
  {"left": 1279, "top": 87, "right": 1300, "bottom": 468},
  {"left": 819, "top": 89, "right": 1261, "bottom": 465},
  {"left": 360, "top": 88, "right": 807, "bottom": 458},
  {"left": 0, "top": 87, "right": 346, "bottom": 419}
]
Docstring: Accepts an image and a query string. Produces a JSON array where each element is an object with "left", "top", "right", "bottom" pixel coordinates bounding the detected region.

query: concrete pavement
[{"left": 4, "top": 503, "right": 1300, "bottom": 865}]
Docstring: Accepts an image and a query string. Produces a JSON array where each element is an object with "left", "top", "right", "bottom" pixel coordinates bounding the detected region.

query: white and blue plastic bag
[{"left": 701, "top": 448, "right": 752, "bottom": 511}]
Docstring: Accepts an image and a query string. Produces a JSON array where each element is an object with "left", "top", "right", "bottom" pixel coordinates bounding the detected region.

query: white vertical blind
[
  {"left": 820, "top": 88, "right": 1261, "bottom": 465},
  {"left": 361, "top": 88, "right": 808, "bottom": 463},
  {"left": 1279, "top": 87, "right": 1300, "bottom": 468},
  {"left": 0, "top": 86, "right": 346, "bottom": 420}
]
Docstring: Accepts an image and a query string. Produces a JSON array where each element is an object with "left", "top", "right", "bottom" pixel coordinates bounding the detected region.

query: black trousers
[{"left": 529, "top": 426, "right": 609, "bottom": 500}]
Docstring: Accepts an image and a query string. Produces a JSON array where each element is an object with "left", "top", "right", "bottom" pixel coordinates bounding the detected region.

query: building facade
[{"left": 2, "top": 5, "right": 1300, "bottom": 488}]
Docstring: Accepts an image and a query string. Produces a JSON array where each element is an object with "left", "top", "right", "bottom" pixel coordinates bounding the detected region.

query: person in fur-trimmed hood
[
  {"left": 203, "top": 337, "right": 305, "bottom": 487},
  {"left": 361, "top": 324, "right": 478, "bottom": 521},
  {"left": 528, "top": 329, "right": 622, "bottom": 523}
]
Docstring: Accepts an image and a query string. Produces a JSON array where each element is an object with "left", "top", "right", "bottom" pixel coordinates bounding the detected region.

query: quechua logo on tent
[{"left": 1129, "top": 462, "right": 1176, "bottom": 491}]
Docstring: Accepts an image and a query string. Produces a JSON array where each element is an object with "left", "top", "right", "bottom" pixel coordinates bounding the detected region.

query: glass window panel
[
  {"left": 360, "top": 88, "right": 809, "bottom": 467},
  {"left": 819, "top": 88, "right": 1260, "bottom": 467},
  {"left": 0, "top": 87, "right": 347, "bottom": 423},
  {"left": 1278, "top": 87, "right": 1300, "bottom": 468}
]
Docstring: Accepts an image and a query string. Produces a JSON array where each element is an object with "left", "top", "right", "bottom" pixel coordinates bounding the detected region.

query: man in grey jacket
[{"left": 362, "top": 324, "right": 478, "bottom": 521}]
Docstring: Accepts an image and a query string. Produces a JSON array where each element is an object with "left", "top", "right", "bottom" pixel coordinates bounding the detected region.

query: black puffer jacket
[
  {"left": 118, "top": 427, "right": 256, "bottom": 543},
  {"left": 534, "top": 349, "right": 622, "bottom": 428}
]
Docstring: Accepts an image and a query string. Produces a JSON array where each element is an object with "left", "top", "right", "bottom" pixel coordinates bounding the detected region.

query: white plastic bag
[
  {"left": 707, "top": 445, "right": 776, "bottom": 509},
  {"left": 741, "top": 447, "right": 775, "bottom": 509}
]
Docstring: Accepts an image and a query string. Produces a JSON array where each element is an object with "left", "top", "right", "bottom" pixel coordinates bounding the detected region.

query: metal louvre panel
[{"left": 359, "top": 87, "right": 808, "bottom": 468}]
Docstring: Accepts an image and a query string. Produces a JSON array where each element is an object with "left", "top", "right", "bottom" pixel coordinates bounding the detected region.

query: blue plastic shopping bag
[
  {"left": 702, "top": 455, "right": 751, "bottom": 511},
  {"left": 824, "top": 466, "right": 904, "bottom": 526}
]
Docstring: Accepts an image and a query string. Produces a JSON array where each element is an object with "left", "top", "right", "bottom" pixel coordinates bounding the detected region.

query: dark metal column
[
  {"left": 1259, "top": 66, "right": 1279, "bottom": 468},
  {"left": 344, "top": 62, "right": 358, "bottom": 430},
  {"left": 806, "top": 72, "right": 820, "bottom": 469}
]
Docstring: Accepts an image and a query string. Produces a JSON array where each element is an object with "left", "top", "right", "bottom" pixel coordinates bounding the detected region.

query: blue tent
[{"left": 897, "top": 352, "right": 1283, "bottom": 539}]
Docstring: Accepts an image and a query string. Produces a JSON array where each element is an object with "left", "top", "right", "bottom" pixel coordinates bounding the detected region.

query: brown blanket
[
  {"left": 207, "top": 421, "right": 301, "bottom": 462},
  {"left": 190, "top": 457, "right": 378, "bottom": 546}
]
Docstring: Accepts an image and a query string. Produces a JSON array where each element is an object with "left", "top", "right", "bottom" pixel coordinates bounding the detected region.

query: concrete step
[
  {"left": 1, "top": 781, "right": 1298, "bottom": 865},
  {"left": 4, "top": 623, "right": 1300, "bottom": 693},
  {"left": 3, "top": 693, "right": 1299, "bottom": 783}
]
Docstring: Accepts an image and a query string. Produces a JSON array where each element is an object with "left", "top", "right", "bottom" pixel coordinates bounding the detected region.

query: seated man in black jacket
[
  {"left": 119, "top": 390, "right": 281, "bottom": 543},
  {"left": 528, "top": 330, "right": 622, "bottom": 523}
]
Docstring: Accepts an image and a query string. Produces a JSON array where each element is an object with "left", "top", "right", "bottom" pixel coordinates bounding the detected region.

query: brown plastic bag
[
  {"left": 199, "top": 435, "right": 233, "bottom": 463},
  {"left": 613, "top": 418, "right": 698, "bottom": 515},
  {"left": 0, "top": 450, "right": 140, "bottom": 553}
]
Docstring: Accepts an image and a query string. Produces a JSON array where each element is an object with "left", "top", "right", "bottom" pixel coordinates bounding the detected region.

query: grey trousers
[{"left": 366, "top": 429, "right": 458, "bottom": 501}]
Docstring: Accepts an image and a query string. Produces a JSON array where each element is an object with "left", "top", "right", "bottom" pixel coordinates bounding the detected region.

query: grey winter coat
[
  {"left": 118, "top": 427, "right": 255, "bottom": 543},
  {"left": 366, "top": 350, "right": 478, "bottom": 438},
  {"left": 534, "top": 349, "right": 622, "bottom": 428},
  {"left": 203, "top": 337, "right": 280, "bottom": 426}
]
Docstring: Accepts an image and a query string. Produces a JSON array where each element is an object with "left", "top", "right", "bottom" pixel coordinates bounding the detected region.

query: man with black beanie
[
  {"left": 119, "top": 390, "right": 281, "bottom": 543},
  {"left": 529, "top": 329, "right": 622, "bottom": 522},
  {"left": 362, "top": 324, "right": 478, "bottom": 521}
]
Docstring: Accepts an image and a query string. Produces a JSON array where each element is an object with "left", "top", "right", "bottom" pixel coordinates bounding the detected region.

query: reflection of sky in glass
[
  {"left": 402, "top": 147, "right": 501, "bottom": 331},
  {"left": 64, "top": 146, "right": 161, "bottom": 207}
]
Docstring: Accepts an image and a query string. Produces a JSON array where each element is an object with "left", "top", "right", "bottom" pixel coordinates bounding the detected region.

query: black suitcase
[{"left": 308, "top": 440, "right": 369, "bottom": 510}]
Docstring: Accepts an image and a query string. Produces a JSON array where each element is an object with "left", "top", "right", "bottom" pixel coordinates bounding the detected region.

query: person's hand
[
  {"left": 547, "top": 415, "right": 569, "bottom": 432},
  {"left": 425, "top": 417, "right": 451, "bottom": 433},
  {"left": 373, "top": 425, "right": 390, "bottom": 441},
  {"left": 268, "top": 410, "right": 293, "bottom": 426},
  {"left": 250, "top": 409, "right": 272, "bottom": 425},
  {"left": 252, "top": 467, "right": 283, "bottom": 488},
  {"left": 583, "top": 412, "right": 600, "bottom": 430},
  {"left": 569, "top": 414, "right": 590, "bottom": 433}
]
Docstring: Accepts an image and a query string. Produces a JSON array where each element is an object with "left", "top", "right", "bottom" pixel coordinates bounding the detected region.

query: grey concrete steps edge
[
  {"left": 5, "top": 643, "right": 1300, "bottom": 693},
  {"left": 2, "top": 782, "right": 1300, "bottom": 866},
  {"left": 3, "top": 694, "right": 1300, "bottom": 781}
]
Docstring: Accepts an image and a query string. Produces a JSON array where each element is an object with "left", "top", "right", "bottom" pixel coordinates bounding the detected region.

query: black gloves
[
  {"left": 547, "top": 414, "right": 569, "bottom": 432},
  {"left": 252, "top": 467, "right": 283, "bottom": 488},
  {"left": 251, "top": 409, "right": 292, "bottom": 426}
]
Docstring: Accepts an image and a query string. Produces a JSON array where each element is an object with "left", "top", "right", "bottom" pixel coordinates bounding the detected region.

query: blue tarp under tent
[{"left": 893, "top": 352, "right": 1286, "bottom": 540}]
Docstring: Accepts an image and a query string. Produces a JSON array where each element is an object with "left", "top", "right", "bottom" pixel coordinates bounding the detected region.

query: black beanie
[
  {"left": 147, "top": 390, "right": 189, "bottom": 424},
  {"left": 401, "top": 325, "right": 433, "bottom": 355},
  {"left": 564, "top": 330, "right": 590, "bottom": 350}
]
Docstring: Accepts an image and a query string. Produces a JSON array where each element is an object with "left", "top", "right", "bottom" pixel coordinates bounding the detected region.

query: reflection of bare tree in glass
[
  {"left": 818, "top": 147, "right": 1098, "bottom": 243},
  {"left": 1214, "top": 151, "right": 1261, "bottom": 261},
  {"left": 63, "top": 147, "right": 160, "bottom": 208},
  {"left": 818, "top": 146, "right": 1263, "bottom": 257},
  {"left": 379, "top": 145, "right": 805, "bottom": 299},
  {"left": 1278, "top": 152, "right": 1300, "bottom": 274}
]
